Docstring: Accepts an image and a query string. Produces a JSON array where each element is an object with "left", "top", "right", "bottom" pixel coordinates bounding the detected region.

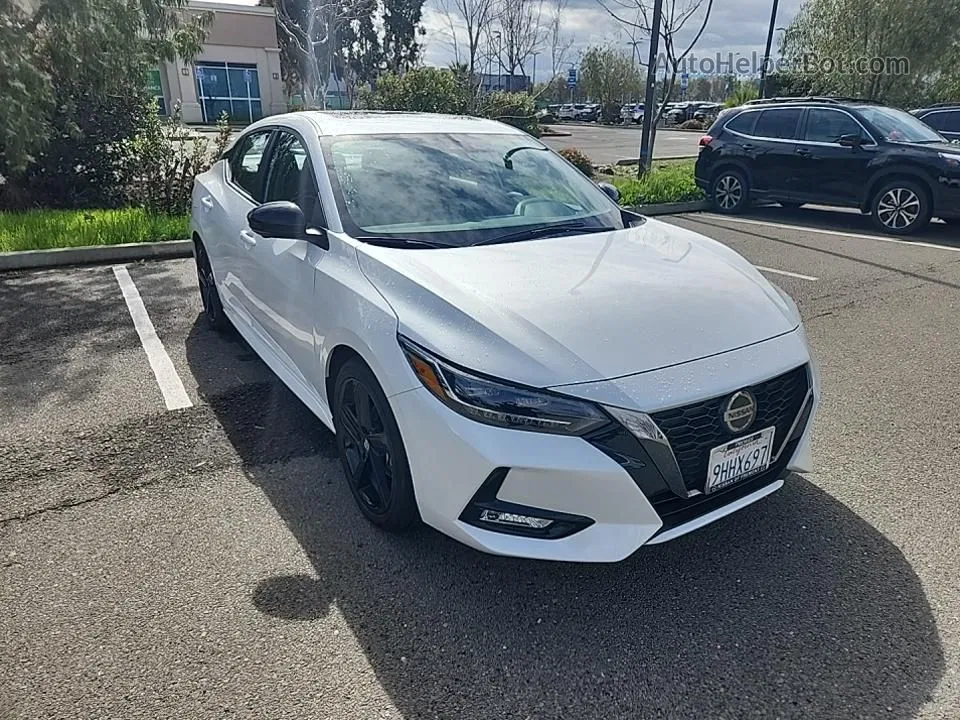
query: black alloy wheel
[
  {"left": 195, "top": 242, "right": 229, "bottom": 331},
  {"left": 333, "top": 359, "right": 419, "bottom": 531}
]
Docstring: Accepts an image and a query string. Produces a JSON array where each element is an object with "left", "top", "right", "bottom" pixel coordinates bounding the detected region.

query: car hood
[{"left": 356, "top": 219, "right": 799, "bottom": 387}]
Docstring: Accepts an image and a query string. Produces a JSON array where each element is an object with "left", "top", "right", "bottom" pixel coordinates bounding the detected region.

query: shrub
[
  {"left": 679, "top": 119, "right": 706, "bottom": 130},
  {"left": 360, "top": 68, "right": 473, "bottom": 114},
  {"left": 557, "top": 148, "right": 594, "bottom": 178},
  {"left": 123, "top": 103, "right": 231, "bottom": 216},
  {"left": 601, "top": 102, "right": 622, "bottom": 124},
  {"left": 478, "top": 91, "right": 540, "bottom": 136},
  {"left": 607, "top": 160, "right": 702, "bottom": 206}
]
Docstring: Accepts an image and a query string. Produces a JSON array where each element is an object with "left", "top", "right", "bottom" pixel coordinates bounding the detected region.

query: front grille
[{"left": 650, "top": 364, "right": 809, "bottom": 494}]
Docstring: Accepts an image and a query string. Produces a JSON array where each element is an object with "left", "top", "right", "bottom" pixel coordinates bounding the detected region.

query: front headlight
[
  {"left": 939, "top": 151, "right": 960, "bottom": 167},
  {"left": 398, "top": 336, "right": 609, "bottom": 435}
]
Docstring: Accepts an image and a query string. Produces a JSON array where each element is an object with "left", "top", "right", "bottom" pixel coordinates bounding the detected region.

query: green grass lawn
[
  {"left": 0, "top": 209, "right": 189, "bottom": 252},
  {"left": 604, "top": 159, "right": 705, "bottom": 207}
]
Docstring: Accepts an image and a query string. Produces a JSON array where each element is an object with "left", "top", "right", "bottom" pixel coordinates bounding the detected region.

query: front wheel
[
  {"left": 333, "top": 359, "right": 420, "bottom": 532},
  {"left": 710, "top": 169, "right": 750, "bottom": 214},
  {"left": 870, "top": 180, "right": 932, "bottom": 235}
]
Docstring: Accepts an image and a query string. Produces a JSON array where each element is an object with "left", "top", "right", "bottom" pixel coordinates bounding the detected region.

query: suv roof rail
[
  {"left": 743, "top": 96, "right": 878, "bottom": 106},
  {"left": 926, "top": 102, "right": 960, "bottom": 108}
]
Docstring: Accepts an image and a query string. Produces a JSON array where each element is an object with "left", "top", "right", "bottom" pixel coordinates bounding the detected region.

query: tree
[
  {"left": 494, "top": 0, "right": 545, "bottom": 91},
  {"left": 439, "top": 0, "right": 498, "bottom": 79},
  {"left": 780, "top": 0, "right": 960, "bottom": 106},
  {"left": 547, "top": 0, "right": 575, "bottom": 78},
  {"left": 579, "top": 45, "right": 644, "bottom": 108},
  {"left": 596, "top": 0, "right": 714, "bottom": 159},
  {"left": 0, "top": 0, "right": 208, "bottom": 207},
  {"left": 382, "top": 0, "right": 428, "bottom": 73}
]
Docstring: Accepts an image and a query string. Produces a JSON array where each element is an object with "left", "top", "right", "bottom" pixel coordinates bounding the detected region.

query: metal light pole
[
  {"left": 531, "top": 52, "right": 538, "bottom": 93},
  {"left": 638, "top": 0, "right": 664, "bottom": 176},
  {"left": 494, "top": 31, "right": 503, "bottom": 91},
  {"left": 758, "top": 0, "right": 780, "bottom": 99}
]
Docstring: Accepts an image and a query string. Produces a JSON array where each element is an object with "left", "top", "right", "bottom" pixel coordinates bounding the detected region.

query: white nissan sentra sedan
[{"left": 191, "top": 111, "right": 819, "bottom": 562}]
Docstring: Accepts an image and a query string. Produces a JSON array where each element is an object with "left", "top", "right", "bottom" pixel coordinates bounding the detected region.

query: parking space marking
[
  {"left": 696, "top": 214, "right": 960, "bottom": 253},
  {"left": 112, "top": 265, "right": 192, "bottom": 411},
  {"left": 754, "top": 266, "right": 818, "bottom": 281}
]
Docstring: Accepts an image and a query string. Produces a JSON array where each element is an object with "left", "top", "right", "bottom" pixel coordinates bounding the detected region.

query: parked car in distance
[
  {"left": 192, "top": 110, "right": 820, "bottom": 562},
  {"left": 696, "top": 97, "right": 960, "bottom": 234},
  {"left": 911, "top": 103, "right": 960, "bottom": 142},
  {"left": 577, "top": 103, "right": 600, "bottom": 121},
  {"left": 620, "top": 103, "right": 644, "bottom": 124},
  {"left": 536, "top": 105, "right": 560, "bottom": 124},
  {"left": 557, "top": 104, "right": 577, "bottom": 120},
  {"left": 693, "top": 103, "right": 724, "bottom": 123}
]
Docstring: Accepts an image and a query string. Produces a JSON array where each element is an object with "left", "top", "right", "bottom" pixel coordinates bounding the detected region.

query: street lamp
[
  {"left": 493, "top": 31, "right": 503, "bottom": 91},
  {"left": 758, "top": 0, "right": 781, "bottom": 99}
]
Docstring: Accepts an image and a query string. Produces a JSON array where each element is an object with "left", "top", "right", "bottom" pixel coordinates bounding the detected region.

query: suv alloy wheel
[
  {"left": 710, "top": 169, "right": 750, "bottom": 213},
  {"left": 871, "top": 179, "right": 932, "bottom": 235}
]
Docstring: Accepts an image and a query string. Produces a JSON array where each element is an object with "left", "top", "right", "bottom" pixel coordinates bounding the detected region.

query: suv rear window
[
  {"left": 724, "top": 111, "right": 758, "bottom": 135},
  {"left": 754, "top": 109, "right": 802, "bottom": 139}
]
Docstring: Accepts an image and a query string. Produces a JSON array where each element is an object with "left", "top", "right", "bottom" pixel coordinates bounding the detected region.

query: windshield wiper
[
  {"left": 470, "top": 222, "right": 617, "bottom": 247},
  {"left": 352, "top": 235, "right": 452, "bottom": 249}
]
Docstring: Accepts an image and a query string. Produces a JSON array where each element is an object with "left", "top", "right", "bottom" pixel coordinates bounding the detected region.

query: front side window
[
  {"left": 754, "top": 109, "right": 802, "bottom": 140},
  {"left": 264, "top": 132, "right": 323, "bottom": 225},
  {"left": 858, "top": 106, "right": 945, "bottom": 143},
  {"left": 804, "top": 109, "right": 866, "bottom": 143},
  {"left": 322, "top": 133, "right": 623, "bottom": 246},
  {"left": 229, "top": 131, "right": 271, "bottom": 201}
]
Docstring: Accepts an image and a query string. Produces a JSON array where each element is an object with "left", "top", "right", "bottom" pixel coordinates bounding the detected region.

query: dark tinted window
[
  {"left": 804, "top": 109, "right": 865, "bottom": 143},
  {"left": 923, "top": 110, "right": 960, "bottom": 133},
  {"left": 754, "top": 109, "right": 802, "bottom": 139},
  {"left": 724, "top": 111, "right": 759, "bottom": 135},
  {"left": 264, "top": 132, "right": 324, "bottom": 225},
  {"left": 229, "top": 131, "right": 271, "bottom": 201}
]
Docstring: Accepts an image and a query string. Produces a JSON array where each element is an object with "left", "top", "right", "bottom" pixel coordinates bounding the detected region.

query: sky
[{"left": 221, "top": 0, "right": 805, "bottom": 83}]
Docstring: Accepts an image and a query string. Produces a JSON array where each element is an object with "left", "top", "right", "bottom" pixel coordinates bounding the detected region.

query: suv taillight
[{"left": 698, "top": 135, "right": 713, "bottom": 149}]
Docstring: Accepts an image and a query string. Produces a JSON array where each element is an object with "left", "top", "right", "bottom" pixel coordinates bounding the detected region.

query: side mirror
[
  {"left": 597, "top": 181, "right": 621, "bottom": 204},
  {"left": 839, "top": 134, "right": 865, "bottom": 148},
  {"left": 248, "top": 201, "right": 306, "bottom": 239}
]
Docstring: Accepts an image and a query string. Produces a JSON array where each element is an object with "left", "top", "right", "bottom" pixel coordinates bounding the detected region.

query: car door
[
  {"left": 920, "top": 109, "right": 960, "bottom": 142},
  {"left": 212, "top": 129, "right": 273, "bottom": 328},
  {"left": 793, "top": 107, "right": 877, "bottom": 204},
  {"left": 748, "top": 108, "right": 804, "bottom": 197},
  {"left": 248, "top": 129, "right": 329, "bottom": 381}
]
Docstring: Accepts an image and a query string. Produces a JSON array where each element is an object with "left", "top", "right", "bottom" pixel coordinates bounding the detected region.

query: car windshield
[
  {"left": 320, "top": 132, "right": 624, "bottom": 247},
  {"left": 858, "top": 106, "right": 946, "bottom": 143}
]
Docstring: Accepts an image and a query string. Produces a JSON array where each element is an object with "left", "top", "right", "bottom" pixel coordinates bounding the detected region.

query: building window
[
  {"left": 147, "top": 68, "right": 166, "bottom": 116},
  {"left": 194, "top": 62, "right": 263, "bottom": 124}
]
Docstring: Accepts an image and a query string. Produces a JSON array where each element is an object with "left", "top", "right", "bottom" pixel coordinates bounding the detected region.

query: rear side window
[
  {"left": 754, "top": 109, "right": 802, "bottom": 139},
  {"left": 804, "top": 109, "right": 865, "bottom": 143},
  {"left": 724, "top": 111, "right": 759, "bottom": 136},
  {"left": 923, "top": 110, "right": 960, "bottom": 133},
  {"left": 229, "top": 131, "right": 271, "bottom": 201}
]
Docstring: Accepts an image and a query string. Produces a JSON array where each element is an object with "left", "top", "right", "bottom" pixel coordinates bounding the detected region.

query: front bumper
[{"left": 390, "top": 329, "right": 818, "bottom": 563}]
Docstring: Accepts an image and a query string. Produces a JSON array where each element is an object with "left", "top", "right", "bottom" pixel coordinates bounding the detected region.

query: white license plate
[{"left": 706, "top": 426, "right": 776, "bottom": 493}]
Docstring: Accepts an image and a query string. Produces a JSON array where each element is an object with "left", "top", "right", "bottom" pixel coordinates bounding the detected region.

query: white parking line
[
  {"left": 697, "top": 214, "right": 960, "bottom": 253},
  {"left": 112, "top": 265, "right": 193, "bottom": 411},
  {"left": 754, "top": 266, "right": 819, "bottom": 281}
]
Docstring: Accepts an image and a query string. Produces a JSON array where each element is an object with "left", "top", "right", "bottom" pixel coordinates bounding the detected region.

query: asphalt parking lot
[
  {"left": 541, "top": 124, "right": 701, "bottom": 164},
  {"left": 2, "top": 209, "right": 960, "bottom": 719}
]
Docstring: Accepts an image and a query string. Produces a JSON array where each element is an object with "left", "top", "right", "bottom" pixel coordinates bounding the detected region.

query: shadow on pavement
[
  {"left": 185, "top": 316, "right": 944, "bottom": 719},
  {"left": 731, "top": 204, "right": 960, "bottom": 245}
]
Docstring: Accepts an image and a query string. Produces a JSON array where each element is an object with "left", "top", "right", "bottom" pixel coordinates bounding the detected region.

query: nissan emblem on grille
[{"left": 723, "top": 390, "right": 757, "bottom": 433}]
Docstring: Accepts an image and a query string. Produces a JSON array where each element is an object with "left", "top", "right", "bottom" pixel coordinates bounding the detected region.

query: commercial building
[{"left": 152, "top": 0, "right": 287, "bottom": 124}]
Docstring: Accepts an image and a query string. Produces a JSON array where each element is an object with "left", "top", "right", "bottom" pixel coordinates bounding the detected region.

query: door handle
[
  {"left": 239, "top": 229, "right": 258, "bottom": 248},
  {"left": 740, "top": 143, "right": 755, "bottom": 151},
  {"left": 795, "top": 147, "right": 812, "bottom": 157},
  {"left": 200, "top": 196, "right": 214, "bottom": 211}
]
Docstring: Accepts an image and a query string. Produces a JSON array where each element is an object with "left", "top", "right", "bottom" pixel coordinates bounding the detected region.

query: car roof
[{"left": 247, "top": 110, "right": 526, "bottom": 137}]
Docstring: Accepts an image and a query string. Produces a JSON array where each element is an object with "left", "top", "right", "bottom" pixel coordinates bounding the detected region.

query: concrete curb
[
  {"left": 0, "top": 239, "right": 193, "bottom": 272},
  {"left": 614, "top": 155, "right": 698, "bottom": 166},
  {"left": 630, "top": 200, "right": 709, "bottom": 216}
]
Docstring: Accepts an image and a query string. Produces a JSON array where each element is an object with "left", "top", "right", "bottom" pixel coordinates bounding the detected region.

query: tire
[
  {"left": 194, "top": 241, "right": 230, "bottom": 331},
  {"left": 333, "top": 358, "right": 420, "bottom": 532},
  {"left": 870, "top": 179, "right": 932, "bottom": 235},
  {"left": 710, "top": 169, "right": 750, "bottom": 214},
  {"left": 779, "top": 201, "right": 805, "bottom": 210}
]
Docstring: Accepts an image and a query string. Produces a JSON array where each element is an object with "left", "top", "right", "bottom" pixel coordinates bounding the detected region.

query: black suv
[
  {"left": 695, "top": 97, "right": 960, "bottom": 234},
  {"left": 912, "top": 103, "right": 960, "bottom": 142}
]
